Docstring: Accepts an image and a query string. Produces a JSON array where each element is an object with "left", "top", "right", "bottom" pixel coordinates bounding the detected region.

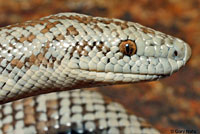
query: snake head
[
  {"left": 116, "top": 22, "right": 192, "bottom": 77},
  {"left": 63, "top": 13, "right": 192, "bottom": 85}
]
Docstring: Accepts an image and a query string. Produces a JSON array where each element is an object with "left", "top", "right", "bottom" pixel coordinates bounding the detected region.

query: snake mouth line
[{"left": 75, "top": 68, "right": 169, "bottom": 78}]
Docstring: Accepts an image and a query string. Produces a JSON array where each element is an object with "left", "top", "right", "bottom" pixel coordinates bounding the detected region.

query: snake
[{"left": 0, "top": 12, "right": 191, "bottom": 134}]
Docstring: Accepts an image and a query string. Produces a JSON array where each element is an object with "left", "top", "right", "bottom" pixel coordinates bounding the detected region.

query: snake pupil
[
  {"left": 125, "top": 44, "right": 130, "bottom": 54},
  {"left": 125, "top": 44, "right": 134, "bottom": 56}
]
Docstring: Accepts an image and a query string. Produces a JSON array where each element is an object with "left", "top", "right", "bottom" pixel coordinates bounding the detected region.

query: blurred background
[{"left": 0, "top": 0, "right": 199, "bottom": 133}]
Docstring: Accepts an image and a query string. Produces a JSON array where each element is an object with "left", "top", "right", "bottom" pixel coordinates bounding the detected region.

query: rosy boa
[{"left": 0, "top": 13, "right": 191, "bottom": 134}]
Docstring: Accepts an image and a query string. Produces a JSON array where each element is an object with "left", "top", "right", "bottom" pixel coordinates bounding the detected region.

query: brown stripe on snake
[
  {"left": 47, "top": 15, "right": 130, "bottom": 30},
  {"left": 72, "top": 41, "right": 111, "bottom": 58},
  {"left": 9, "top": 42, "right": 54, "bottom": 69},
  {"left": 3, "top": 14, "right": 126, "bottom": 42},
  {"left": 19, "top": 34, "right": 36, "bottom": 43}
]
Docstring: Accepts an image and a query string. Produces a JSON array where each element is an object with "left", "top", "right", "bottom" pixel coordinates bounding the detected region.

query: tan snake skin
[
  {"left": 0, "top": 89, "right": 161, "bottom": 134},
  {"left": 0, "top": 13, "right": 191, "bottom": 133}
]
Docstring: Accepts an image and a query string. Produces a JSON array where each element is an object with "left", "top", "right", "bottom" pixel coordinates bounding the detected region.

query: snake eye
[{"left": 119, "top": 40, "right": 137, "bottom": 56}]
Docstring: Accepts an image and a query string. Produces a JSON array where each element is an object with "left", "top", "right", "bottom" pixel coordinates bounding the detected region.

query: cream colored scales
[{"left": 0, "top": 13, "right": 191, "bottom": 133}]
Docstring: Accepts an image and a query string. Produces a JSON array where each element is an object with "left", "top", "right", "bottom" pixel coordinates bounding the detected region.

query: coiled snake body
[{"left": 0, "top": 13, "right": 191, "bottom": 134}]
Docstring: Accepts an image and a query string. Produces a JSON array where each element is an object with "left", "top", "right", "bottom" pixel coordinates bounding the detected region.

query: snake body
[
  {"left": 0, "top": 89, "right": 161, "bottom": 134},
  {"left": 0, "top": 13, "right": 191, "bottom": 133}
]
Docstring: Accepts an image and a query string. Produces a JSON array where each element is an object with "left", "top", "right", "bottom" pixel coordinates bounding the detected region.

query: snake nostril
[
  {"left": 107, "top": 58, "right": 110, "bottom": 63},
  {"left": 174, "top": 50, "right": 178, "bottom": 57}
]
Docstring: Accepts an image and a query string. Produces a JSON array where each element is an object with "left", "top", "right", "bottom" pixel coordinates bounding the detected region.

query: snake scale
[{"left": 0, "top": 13, "right": 191, "bottom": 134}]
